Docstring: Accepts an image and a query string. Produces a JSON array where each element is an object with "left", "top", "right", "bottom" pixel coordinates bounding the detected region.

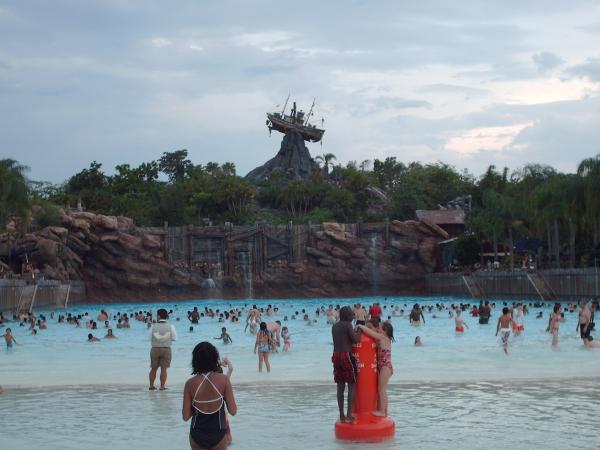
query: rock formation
[
  {"left": 0, "top": 212, "right": 445, "bottom": 301},
  {"left": 245, "top": 130, "right": 317, "bottom": 182},
  {"left": 258, "top": 220, "right": 444, "bottom": 298}
]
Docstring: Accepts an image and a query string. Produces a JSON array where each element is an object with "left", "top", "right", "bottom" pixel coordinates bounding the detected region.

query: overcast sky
[{"left": 1, "top": 0, "right": 600, "bottom": 183}]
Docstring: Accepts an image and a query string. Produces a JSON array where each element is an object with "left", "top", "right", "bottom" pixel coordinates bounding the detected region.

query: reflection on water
[{"left": 2, "top": 380, "right": 599, "bottom": 450}]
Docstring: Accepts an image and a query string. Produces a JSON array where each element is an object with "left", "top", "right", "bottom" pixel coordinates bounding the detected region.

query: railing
[
  {"left": 0, "top": 280, "right": 86, "bottom": 313},
  {"left": 426, "top": 268, "right": 600, "bottom": 300}
]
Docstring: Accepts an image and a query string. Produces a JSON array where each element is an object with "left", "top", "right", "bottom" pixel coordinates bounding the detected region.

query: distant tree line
[{"left": 2, "top": 150, "right": 600, "bottom": 268}]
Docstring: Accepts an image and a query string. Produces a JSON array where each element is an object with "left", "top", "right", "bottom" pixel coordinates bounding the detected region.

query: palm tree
[
  {"left": 0, "top": 159, "right": 30, "bottom": 229},
  {"left": 577, "top": 154, "right": 600, "bottom": 247},
  {"left": 315, "top": 153, "right": 336, "bottom": 177}
]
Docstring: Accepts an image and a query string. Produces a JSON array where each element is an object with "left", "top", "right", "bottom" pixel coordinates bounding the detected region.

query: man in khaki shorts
[{"left": 149, "top": 308, "right": 177, "bottom": 390}]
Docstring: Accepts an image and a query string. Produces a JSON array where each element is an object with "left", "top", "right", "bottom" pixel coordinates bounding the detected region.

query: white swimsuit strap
[{"left": 192, "top": 372, "right": 224, "bottom": 414}]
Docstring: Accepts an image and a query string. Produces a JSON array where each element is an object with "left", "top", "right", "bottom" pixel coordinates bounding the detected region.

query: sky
[{"left": 1, "top": 0, "right": 600, "bottom": 183}]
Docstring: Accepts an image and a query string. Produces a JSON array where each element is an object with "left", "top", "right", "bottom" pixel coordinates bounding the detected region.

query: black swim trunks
[
  {"left": 479, "top": 317, "right": 489, "bottom": 324},
  {"left": 580, "top": 323, "right": 591, "bottom": 339}
]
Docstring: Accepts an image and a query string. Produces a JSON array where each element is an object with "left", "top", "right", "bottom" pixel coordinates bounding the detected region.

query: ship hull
[{"left": 267, "top": 113, "right": 325, "bottom": 143}]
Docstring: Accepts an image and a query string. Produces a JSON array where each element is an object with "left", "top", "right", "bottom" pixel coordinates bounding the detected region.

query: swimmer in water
[
  {"left": 3, "top": 328, "right": 17, "bottom": 348},
  {"left": 88, "top": 333, "right": 100, "bottom": 342},
  {"left": 104, "top": 328, "right": 117, "bottom": 339},
  {"left": 549, "top": 304, "right": 561, "bottom": 349},
  {"left": 254, "top": 322, "right": 272, "bottom": 373},
  {"left": 495, "top": 307, "right": 515, "bottom": 355},
  {"left": 409, "top": 304, "right": 425, "bottom": 326},
  {"left": 214, "top": 327, "right": 232, "bottom": 344},
  {"left": 455, "top": 310, "right": 468, "bottom": 333},
  {"left": 414, "top": 336, "right": 423, "bottom": 346},
  {"left": 281, "top": 326, "right": 291, "bottom": 352},
  {"left": 512, "top": 303, "right": 525, "bottom": 336}
]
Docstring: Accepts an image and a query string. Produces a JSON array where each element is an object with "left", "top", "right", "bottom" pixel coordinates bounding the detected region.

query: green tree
[
  {"left": 65, "top": 161, "right": 112, "bottom": 212},
  {"left": 314, "top": 152, "right": 336, "bottom": 177},
  {"left": 0, "top": 159, "right": 30, "bottom": 229},
  {"left": 158, "top": 149, "right": 193, "bottom": 183}
]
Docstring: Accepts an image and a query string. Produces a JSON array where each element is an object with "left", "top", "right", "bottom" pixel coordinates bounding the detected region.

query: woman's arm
[
  {"left": 224, "top": 378, "right": 237, "bottom": 416},
  {"left": 357, "top": 325, "right": 380, "bottom": 341},
  {"left": 182, "top": 381, "right": 193, "bottom": 421}
]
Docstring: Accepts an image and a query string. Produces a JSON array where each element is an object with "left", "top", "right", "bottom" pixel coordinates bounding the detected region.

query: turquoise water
[{"left": 1, "top": 296, "right": 599, "bottom": 449}]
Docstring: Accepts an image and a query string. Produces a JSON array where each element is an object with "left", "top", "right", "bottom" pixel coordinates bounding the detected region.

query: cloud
[
  {"left": 532, "top": 51, "right": 563, "bottom": 73},
  {"left": 445, "top": 122, "right": 535, "bottom": 155},
  {"left": 567, "top": 57, "right": 600, "bottom": 82},
  {"left": 1, "top": 0, "right": 600, "bottom": 183},
  {"left": 150, "top": 37, "right": 172, "bottom": 48},
  {"left": 417, "top": 83, "right": 489, "bottom": 97}
]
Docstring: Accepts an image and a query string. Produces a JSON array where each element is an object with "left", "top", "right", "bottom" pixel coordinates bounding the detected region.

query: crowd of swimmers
[{"left": 1, "top": 298, "right": 598, "bottom": 396}]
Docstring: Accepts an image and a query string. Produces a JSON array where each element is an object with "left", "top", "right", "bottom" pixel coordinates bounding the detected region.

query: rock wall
[
  {"left": 3, "top": 213, "right": 446, "bottom": 302},
  {"left": 259, "top": 221, "right": 445, "bottom": 298}
]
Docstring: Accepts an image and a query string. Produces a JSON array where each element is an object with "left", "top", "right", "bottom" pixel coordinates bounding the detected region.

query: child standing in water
[
  {"left": 358, "top": 321, "right": 394, "bottom": 417},
  {"left": 281, "top": 326, "right": 291, "bottom": 352},
  {"left": 254, "top": 322, "right": 272, "bottom": 372},
  {"left": 454, "top": 310, "right": 468, "bottom": 333},
  {"left": 549, "top": 304, "right": 561, "bottom": 349},
  {"left": 3, "top": 328, "right": 16, "bottom": 348},
  {"left": 495, "top": 307, "right": 515, "bottom": 355},
  {"left": 214, "top": 327, "right": 232, "bottom": 344},
  {"left": 331, "top": 306, "right": 360, "bottom": 423}
]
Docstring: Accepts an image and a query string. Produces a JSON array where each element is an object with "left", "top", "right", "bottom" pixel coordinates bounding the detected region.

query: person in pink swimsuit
[{"left": 357, "top": 321, "right": 394, "bottom": 417}]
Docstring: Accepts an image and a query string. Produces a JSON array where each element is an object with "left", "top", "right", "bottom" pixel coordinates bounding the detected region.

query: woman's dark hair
[
  {"left": 381, "top": 321, "right": 395, "bottom": 342},
  {"left": 191, "top": 341, "right": 220, "bottom": 375},
  {"left": 339, "top": 306, "right": 354, "bottom": 322},
  {"left": 259, "top": 321, "right": 268, "bottom": 333}
]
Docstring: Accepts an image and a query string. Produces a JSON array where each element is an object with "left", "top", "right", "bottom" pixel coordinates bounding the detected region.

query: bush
[{"left": 33, "top": 203, "right": 63, "bottom": 229}]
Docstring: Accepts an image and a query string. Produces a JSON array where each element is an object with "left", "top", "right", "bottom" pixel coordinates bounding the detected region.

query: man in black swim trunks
[
  {"left": 577, "top": 299, "right": 592, "bottom": 342},
  {"left": 479, "top": 301, "right": 491, "bottom": 324}
]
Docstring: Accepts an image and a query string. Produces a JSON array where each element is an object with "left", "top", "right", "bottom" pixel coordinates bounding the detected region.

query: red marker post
[{"left": 335, "top": 332, "right": 395, "bottom": 442}]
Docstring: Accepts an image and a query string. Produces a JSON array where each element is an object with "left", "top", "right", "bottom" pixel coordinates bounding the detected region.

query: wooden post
[
  {"left": 163, "top": 221, "right": 169, "bottom": 261},
  {"left": 288, "top": 221, "right": 293, "bottom": 263},
  {"left": 384, "top": 218, "right": 389, "bottom": 247},
  {"left": 7, "top": 230, "right": 11, "bottom": 268},
  {"left": 188, "top": 224, "right": 193, "bottom": 269},
  {"left": 262, "top": 226, "right": 267, "bottom": 273}
]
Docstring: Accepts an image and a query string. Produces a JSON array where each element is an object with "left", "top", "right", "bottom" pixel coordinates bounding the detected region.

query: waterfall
[
  {"left": 237, "top": 243, "right": 254, "bottom": 299},
  {"left": 370, "top": 235, "right": 380, "bottom": 294}
]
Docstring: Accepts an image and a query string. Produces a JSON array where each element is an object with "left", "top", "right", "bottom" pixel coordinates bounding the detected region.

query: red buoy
[{"left": 335, "top": 332, "right": 395, "bottom": 442}]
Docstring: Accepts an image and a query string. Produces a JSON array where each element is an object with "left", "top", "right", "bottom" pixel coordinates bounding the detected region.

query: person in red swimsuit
[
  {"left": 369, "top": 302, "right": 382, "bottom": 323},
  {"left": 455, "top": 310, "right": 468, "bottom": 333},
  {"left": 357, "top": 321, "right": 394, "bottom": 417}
]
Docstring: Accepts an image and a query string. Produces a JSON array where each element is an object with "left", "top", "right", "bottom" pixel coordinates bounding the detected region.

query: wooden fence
[
  {"left": 426, "top": 268, "right": 600, "bottom": 300},
  {"left": 142, "top": 221, "right": 391, "bottom": 279},
  {"left": 0, "top": 279, "right": 85, "bottom": 313}
]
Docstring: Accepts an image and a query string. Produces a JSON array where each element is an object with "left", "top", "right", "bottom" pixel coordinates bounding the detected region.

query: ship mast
[
  {"left": 304, "top": 98, "right": 316, "bottom": 126},
  {"left": 281, "top": 93, "right": 290, "bottom": 115}
]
